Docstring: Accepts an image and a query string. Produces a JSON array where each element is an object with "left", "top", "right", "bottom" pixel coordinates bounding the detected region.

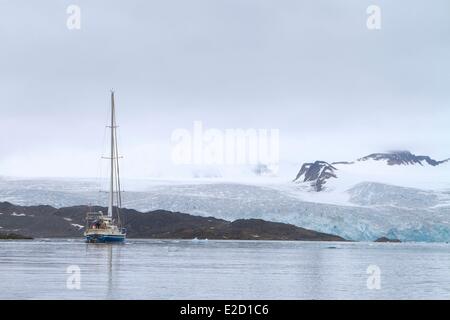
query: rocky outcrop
[
  {"left": 293, "top": 161, "right": 337, "bottom": 191},
  {"left": 374, "top": 237, "right": 401, "bottom": 243},
  {"left": 0, "top": 202, "right": 346, "bottom": 241},
  {"left": 0, "top": 232, "right": 33, "bottom": 240},
  {"left": 358, "top": 151, "right": 449, "bottom": 166}
]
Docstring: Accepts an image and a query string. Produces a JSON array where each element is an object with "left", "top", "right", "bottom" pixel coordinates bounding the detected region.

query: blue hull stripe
[{"left": 86, "top": 234, "right": 126, "bottom": 243}]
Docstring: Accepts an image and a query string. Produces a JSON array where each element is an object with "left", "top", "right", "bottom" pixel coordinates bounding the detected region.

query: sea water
[{"left": 0, "top": 239, "right": 449, "bottom": 299}]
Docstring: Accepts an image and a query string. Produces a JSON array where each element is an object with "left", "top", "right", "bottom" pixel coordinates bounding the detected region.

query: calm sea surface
[{"left": 1, "top": 239, "right": 450, "bottom": 299}]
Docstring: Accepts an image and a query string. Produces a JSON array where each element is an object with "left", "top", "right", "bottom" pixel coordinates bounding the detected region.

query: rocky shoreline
[
  {"left": 375, "top": 237, "right": 401, "bottom": 243},
  {"left": 0, "top": 232, "right": 32, "bottom": 240},
  {"left": 0, "top": 202, "right": 346, "bottom": 241}
]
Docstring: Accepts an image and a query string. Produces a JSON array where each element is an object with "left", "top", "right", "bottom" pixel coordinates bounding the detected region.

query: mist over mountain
[{"left": 294, "top": 151, "right": 450, "bottom": 192}]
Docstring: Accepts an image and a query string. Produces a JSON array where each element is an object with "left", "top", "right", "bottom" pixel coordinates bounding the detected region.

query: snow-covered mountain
[
  {"left": 1, "top": 151, "right": 450, "bottom": 242},
  {"left": 293, "top": 161, "right": 337, "bottom": 191},
  {"left": 294, "top": 151, "right": 450, "bottom": 192},
  {"left": 359, "top": 151, "right": 449, "bottom": 166}
]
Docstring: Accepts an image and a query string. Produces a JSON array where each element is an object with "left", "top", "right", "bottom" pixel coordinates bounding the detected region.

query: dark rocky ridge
[
  {"left": 0, "top": 202, "right": 346, "bottom": 241},
  {"left": 293, "top": 161, "right": 337, "bottom": 191},
  {"left": 375, "top": 237, "right": 401, "bottom": 243},
  {"left": 0, "top": 231, "right": 32, "bottom": 240},
  {"left": 359, "top": 151, "right": 449, "bottom": 166}
]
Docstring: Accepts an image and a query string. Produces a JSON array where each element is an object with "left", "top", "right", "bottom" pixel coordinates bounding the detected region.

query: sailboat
[{"left": 84, "top": 91, "right": 126, "bottom": 243}]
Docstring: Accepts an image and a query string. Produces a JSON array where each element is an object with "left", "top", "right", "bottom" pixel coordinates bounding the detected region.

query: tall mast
[{"left": 108, "top": 91, "right": 115, "bottom": 217}]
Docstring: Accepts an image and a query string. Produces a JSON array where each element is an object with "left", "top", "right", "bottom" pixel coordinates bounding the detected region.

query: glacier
[{"left": 1, "top": 174, "right": 450, "bottom": 242}]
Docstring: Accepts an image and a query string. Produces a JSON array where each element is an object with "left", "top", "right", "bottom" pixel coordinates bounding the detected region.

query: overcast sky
[{"left": 0, "top": 0, "right": 449, "bottom": 178}]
